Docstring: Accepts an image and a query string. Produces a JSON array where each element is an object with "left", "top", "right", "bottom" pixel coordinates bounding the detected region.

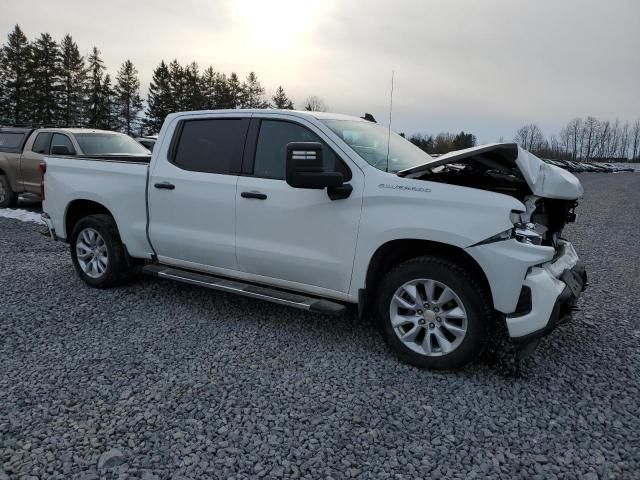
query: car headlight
[{"left": 513, "top": 222, "right": 542, "bottom": 245}]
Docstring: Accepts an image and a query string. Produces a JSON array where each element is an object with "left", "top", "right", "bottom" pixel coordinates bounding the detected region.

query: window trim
[
  {"left": 168, "top": 117, "right": 250, "bottom": 175},
  {"left": 243, "top": 118, "right": 352, "bottom": 182},
  {"left": 50, "top": 133, "right": 76, "bottom": 156}
]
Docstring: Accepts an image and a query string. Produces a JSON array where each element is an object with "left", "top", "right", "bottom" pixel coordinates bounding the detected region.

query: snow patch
[{"left": 0, "top": 208, "right": 44, "bottom": 224}]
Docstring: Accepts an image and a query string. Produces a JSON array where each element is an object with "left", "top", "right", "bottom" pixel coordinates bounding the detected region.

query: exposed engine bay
[{"left": 398, "top": 143, "right": 581, "bottom": 247}]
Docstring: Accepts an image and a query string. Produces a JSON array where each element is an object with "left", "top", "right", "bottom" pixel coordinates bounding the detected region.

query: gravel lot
[{"left": 1, "top": 173, "right": 639, "bottom": 480}]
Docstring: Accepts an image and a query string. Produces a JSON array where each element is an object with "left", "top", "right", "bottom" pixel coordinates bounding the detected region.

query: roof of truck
[
  {"left": 166, "top": 109, "right": 367, "bottom": 123},
  {"left": 35, "top": 128, "right": 123, "bottom": 134}
]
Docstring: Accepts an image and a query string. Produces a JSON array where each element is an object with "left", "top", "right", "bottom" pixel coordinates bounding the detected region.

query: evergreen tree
[
  {"left": 213, "top": 73, "right": 233, "bottom": 109},
  {"left": 227, "top": 72, "right": 243, "bottom": 108},
  {"left": 241, "top": 71, "right": 269, "bottom": 108},
  {"left": 200, "top": 66, "right": 217, "bottom": 110},
  {"left": 59, "top": 34, "right": 87, "bottom": 126},
  {"left": 272, "top": 85, "right": 294, "bottom": 109},
  {"left": 145, "top": 60, "right": 173, "bottom": 133},
  {"left": 98, "top": 73, "right": 115, "bottom": 130},
  {"left": 0, "top": 25, "right": 32, "bottom": 124},
  {"left": 114, "top": 60, "right": 142, "bottom": 135},
  {"left": 168, "top": 59, "right": 185, "bottom": 111},
  {"left": 30, "top": 33, "right": 62, "bottom": 126},
  {"left": 183, "top": 62, "right": 204, "bottom": 111},
  {"left": 85, "top": 46, "right": 106, "bottom": 127}
]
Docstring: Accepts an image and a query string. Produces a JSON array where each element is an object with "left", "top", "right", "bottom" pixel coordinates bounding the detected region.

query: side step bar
[{"left": 142, "top": 264, "right": 346, "bottom": 316}]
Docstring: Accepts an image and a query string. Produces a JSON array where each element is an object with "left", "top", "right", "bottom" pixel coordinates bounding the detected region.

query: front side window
[
  {"left": 173, "top": 119, "right": 247, "bottom": 174},
  {"left": 50, "top": 134, "right": 76, "bottom": 155},
  {"left": 75, "top": 133, "right": 150, "bottom": 155},
  {"left": 253, "top": 120, "right": 351, "bottom": 180},
  {"left": 322, "top": 119, "right": 435, "bottom": 173},
  {"left": 32, "top": 133, "right": 52, "bottom": 154}
]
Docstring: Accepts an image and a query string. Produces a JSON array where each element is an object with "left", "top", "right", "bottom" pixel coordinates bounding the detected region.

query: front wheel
[
  {"left": 70, "top": 214, "right": 131, "bottom": 288},
  {"left": 376, "top": 256, "right": 492, "bottom": 370}
]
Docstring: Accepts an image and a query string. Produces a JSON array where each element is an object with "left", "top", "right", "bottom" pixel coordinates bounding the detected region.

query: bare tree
[
  {"left": 617, "top": 121, "right": 630, "bottom": 159},
  {"left": 514, "top": 124, "right": 544, "bottom": 153},
  {"left": 631, "top": 119, "right": 640, "bottom": 161},
  {"left": 581, "top": 116, "right": 599, "bottom": 161},
  {"left": 303, "top": 96, "right": 327, "bottom": 112}
]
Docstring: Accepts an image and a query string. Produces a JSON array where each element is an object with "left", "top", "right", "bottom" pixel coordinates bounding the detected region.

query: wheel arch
[
  {"left": 64, "top": 199, "right": 115, "bottom": 240},
  {"left": 360, "top": 239, "right": 494, "bottom": 315}
]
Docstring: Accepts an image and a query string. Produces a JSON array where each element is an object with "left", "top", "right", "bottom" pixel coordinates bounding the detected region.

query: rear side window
[
  {"left": 0, "top": 132, "right": 25, "bottom": 150},
  {"left": 32, "top": 133, "right": 52, "bottom": 154},
  {"left": 51, "top": 134, "right": 76, "bottom": 155},
  {"left": 253, "top": 120, "right": 351, "bottom": 181},
  {"left": 172, "top": 119, "right": 247, "bottom": 174}
]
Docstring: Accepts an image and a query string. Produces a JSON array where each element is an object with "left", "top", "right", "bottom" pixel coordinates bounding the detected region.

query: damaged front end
[
  {"left": 399, "top": 144, "right": 588, "bottom": 360},
  {"left": 398, "top": 143, "right": 583, "bottom": 248}
]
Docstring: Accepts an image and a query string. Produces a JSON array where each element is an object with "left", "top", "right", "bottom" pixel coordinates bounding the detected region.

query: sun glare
[{"left": 232, "top": 0, "right": 327, "bottom": 53}]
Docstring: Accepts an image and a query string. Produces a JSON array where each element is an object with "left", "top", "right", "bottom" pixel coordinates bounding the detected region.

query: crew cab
[
  {"left": 41, "top": 110, "right": 587, "bottom": 369},
  {"left": 0, "top": 127, "right": 150, "bottom": 207}
]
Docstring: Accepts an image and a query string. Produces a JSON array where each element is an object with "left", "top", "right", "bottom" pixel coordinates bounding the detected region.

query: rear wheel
[
  {"left": 70, "top": 214, "right": 131, "bottom": 288},
  {"left": 376, "top": 256, "right": 492, "bottom": 370},
  {"left": 0, "top": 175, "right": 18, "bottom": 208}
]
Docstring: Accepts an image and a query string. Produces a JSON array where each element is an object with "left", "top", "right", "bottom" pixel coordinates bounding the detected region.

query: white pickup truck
[{"left": 42, "top": 109, "right": 587, "bottom": 369}]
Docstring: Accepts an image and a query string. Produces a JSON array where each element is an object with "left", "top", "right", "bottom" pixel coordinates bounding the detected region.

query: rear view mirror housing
[{"left": 285, "top": 142, "right": 343, "bottom": 189}]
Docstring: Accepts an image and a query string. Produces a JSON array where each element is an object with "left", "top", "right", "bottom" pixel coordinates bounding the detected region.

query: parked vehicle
[
  {"left": 41, "top": 110, "right": 587, "bottom": 369},
  {"left": 0, "top": 127, "right": 150, "bottom": 207},
  {"left": 136, "top": 135, "right": 158, "bottom": 151}
]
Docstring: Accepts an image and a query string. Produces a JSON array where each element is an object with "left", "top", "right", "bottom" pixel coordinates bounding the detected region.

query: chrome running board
[{"left": 142, "top": 264, "right": 346, "bottom": 316}]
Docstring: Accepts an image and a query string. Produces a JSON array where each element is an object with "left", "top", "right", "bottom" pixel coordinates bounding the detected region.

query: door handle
[
  {"left": 154, "top": 182, "right": 175, "bottom": 190},
  {"left": 241, "top": 191, "right": 267, "bottom": 200}
]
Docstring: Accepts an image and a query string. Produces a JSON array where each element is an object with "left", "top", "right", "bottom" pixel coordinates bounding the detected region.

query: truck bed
[{"left": 43, "top": 155, "right": 153, "bottom": 258}]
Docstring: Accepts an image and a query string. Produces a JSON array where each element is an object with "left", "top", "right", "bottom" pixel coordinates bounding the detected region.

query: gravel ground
[{"left": 1, "top": 173, "right": 639, "bottom": 480}]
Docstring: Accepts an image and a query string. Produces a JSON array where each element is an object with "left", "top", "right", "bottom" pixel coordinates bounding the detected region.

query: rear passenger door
[
  {"left": 148, "top": 115, "right": 249, "bottom": 272},
  {"left": 20, "top": 132, "right": 55, "bottom": 193},
  {"left": 235, "top": 117, "right": 363, "bottom": 295}
]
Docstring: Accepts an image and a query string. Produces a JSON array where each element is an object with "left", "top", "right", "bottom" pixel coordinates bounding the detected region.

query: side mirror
[
  {"left": 285, "top": 142, "right": 343, "bottom": 189},
  {"left": 51, "top": 145, "right": 74, "bottom": 156}
]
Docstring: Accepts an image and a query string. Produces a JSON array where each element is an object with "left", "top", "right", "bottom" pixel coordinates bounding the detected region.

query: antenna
[{"left": 385, "top": 70, "right": 395, "bottom": 172}]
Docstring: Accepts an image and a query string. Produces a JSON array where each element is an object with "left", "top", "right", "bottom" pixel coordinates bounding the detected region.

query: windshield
[
  {"left": 75, "top": 133, "right": 150, "bottom": 155},
  {"left": 322, "top": 119, "right": 434, "bottom": 173}
]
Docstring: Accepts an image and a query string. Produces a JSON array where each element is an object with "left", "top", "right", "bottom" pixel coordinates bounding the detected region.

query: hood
[{"left": 399, "top": 143, "right": 584, "bottom": 200}]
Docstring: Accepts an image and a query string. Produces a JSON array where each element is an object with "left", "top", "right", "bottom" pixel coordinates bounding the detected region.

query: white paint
[
  {"left": 0, "top": 208, "right": 44, "bottom": 224},
  {"left": 43, "top": 109, "right": 586, "bottom": 340}
]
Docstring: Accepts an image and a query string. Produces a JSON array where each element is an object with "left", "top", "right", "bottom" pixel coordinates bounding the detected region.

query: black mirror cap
[
  {"left": 286, "top": 141, "right": 343, "bottom": 189},
  {"left": 51, "top": 145, "right": 74, "bottom": 156}
]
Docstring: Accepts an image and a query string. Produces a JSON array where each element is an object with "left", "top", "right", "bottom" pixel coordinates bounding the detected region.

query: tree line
[
  {"left": 514, "top": 117, "right": 640, "bottom": 162},
  {"left": 406, "top": 131, "right": 477, "bottom": 155},
  {"left": 0, "top": 25, "right": 326, "bottom": 135}
]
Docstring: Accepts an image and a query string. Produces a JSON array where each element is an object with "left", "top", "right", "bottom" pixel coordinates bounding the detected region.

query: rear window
[
  {"left": 0, "top": 132, "right": 26, "bottom": 150},
  {"left": 75, "top": 133, "right": 150, "bottom": 155},
  {"left": 172, "top": 119, "right": 247, "bottom": 174}
]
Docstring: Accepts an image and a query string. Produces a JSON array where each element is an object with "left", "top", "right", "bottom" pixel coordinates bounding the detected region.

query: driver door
[{"left": 235, "top": 118, "right": 363, "bottom": 295}]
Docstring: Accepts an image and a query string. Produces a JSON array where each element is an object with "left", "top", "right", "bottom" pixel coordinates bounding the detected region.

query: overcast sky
[{"left": 2, "top": 0, "right": 639, "bottom": 142}]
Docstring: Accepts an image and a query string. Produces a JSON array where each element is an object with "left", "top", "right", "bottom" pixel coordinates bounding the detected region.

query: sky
[{"left": 1, "top": 0, "right": 639, "bottom": 142}]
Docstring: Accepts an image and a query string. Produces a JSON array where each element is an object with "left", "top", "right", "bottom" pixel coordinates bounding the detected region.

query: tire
[
  {"left": 376, "top": 255, "right": 492, "bottom": 370},
  {"left": 70, "top": 214, "right": 131, "bottom": 288},
  {"left": 0, "top": 175, "right": 18, "bottom": 208}
]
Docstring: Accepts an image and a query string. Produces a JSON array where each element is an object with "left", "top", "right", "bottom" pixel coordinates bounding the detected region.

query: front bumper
[{"left": 507, "top": 240, "right": 587, "bottom": 358}]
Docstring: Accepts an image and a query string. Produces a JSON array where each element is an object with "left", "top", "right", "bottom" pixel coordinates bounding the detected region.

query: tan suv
[{"left": 0, "top": 127, "right": 150, "bottom": 207}]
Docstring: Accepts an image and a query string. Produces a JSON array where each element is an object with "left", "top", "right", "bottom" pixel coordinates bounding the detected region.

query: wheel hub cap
[
  {"left": 76, "top": 228, "right": 108, "bottom": 278},
  {"left": 389, "top": 278, "right": 468, "bottom": 357}
]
